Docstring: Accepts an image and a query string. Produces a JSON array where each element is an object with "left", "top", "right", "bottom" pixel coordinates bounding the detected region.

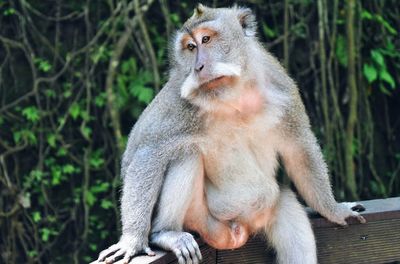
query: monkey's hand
[
  {"left": 97, "top": 235, "right": 155, "bottom": 264},
  {"left": 326, "top": 202, "right": 367, "bottom": 226}
]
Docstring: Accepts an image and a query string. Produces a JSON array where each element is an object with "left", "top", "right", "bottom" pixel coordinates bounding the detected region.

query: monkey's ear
[
  {"left": 194, "top": 3, "right": 206, "bottom": 17},
  {"left": 237, "top": 8, "right": 257, "bottom": 37}
]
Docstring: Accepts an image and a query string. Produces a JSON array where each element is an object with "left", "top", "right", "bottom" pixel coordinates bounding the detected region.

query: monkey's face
[{"left": 173, "top": 5, "right": 257, "bottom": 110}]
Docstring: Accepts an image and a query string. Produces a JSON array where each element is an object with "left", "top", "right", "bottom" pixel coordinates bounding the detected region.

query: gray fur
[{"left": 97, "top": 5, "right": 365, "bottom": 264}]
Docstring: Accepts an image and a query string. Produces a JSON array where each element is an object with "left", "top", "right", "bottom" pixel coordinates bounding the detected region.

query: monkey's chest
[{"left": 200, "top": 118, "right": 280, "bottom": 220}]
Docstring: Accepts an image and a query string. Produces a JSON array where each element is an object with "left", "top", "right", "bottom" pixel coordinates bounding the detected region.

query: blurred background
[{"left": 0, "top": 0, "right": 399, "bottom": 263}]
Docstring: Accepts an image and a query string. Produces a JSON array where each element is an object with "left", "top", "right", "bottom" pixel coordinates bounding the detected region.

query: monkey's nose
[{"left": 195, "top": 64, "right": 204, "bottom": 72}]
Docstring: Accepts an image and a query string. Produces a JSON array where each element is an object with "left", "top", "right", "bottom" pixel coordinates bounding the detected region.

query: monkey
[{"left": 96, "top": 4, "right": 366, "bottom": 264}]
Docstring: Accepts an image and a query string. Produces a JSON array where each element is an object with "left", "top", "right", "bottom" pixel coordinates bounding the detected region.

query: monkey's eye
[
  {"left": 187, "top": 43, "right": 196, "bottom": 51},
  {"left": 202, "top": 36, "right": 210, "bottom": 44}
]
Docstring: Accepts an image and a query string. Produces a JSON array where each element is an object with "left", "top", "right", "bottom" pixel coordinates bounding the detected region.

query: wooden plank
[
  {"left": 94, "top": 197, "right": 400, "bottom": 264},
  {"left": 316, "top": 218, "right": 400, "bottom": 264}
]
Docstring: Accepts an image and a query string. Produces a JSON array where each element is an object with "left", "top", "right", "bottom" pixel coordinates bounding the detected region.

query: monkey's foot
[
  {"left": 327, "top": 202, "right": 367, "bottom": 226},
  {"left": 97, "top": 236, "right": 155, "bottom": 264},
  {"left": 151, "top": 231, "right": 202, "bottom": 264}
]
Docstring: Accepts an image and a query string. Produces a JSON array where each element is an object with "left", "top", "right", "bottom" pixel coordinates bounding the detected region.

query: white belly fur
[{"left": 199, "top": 112, "right": 281, "bottom": 223}]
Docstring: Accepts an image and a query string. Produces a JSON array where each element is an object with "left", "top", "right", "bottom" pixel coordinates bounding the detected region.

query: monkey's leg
[
  {"left": 150, "top": 153, "right": 203, "bottom": 264},
  {"left": 265, "top": 189, "right": 317, "bottom": 264}
]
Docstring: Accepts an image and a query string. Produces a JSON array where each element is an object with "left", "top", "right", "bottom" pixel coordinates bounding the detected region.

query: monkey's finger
[
  {"left": 191, "top": 252, "right": 200, "bottom": 264},
  {"left": 180, "top": 247, "right": 193, "bottom": 264},
  {"left": 105, "top": 249, "right": 126, "bottom": 264},
  {"left": 144, "top": 246, "right": 156, "bottom": 256},
  {"left": 122, "top": 249, "right": 135, "bottom": 264},
  {"left": 98, "top": 244, "right": 120, "bottom": 261},
  {"left": 335, "top": 218, "right": 348, "bottom": 227},
  {"left": 191, "top": 240, "right": 202, "bottom": 261},
  {"left": 186, "top": 241, "right": 200, "bottom": 264},
  {"left": 350, "top": 212, "right": 366, "bottom": 224},
  {"left": 172, "top": 249, "right": 185, "bottom": 264}
]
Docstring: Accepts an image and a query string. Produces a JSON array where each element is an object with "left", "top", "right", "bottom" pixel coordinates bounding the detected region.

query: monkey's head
[{"left": 172, "top": 4, "right": 258, "bottom": 110}]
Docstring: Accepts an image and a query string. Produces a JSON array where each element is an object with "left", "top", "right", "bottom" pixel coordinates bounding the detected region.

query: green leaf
[
  {"left": 13, "top": 131, "right": 22, "bottom": 144},
  {"left": 363, "top": 64, "right": 377, "bottom": 83},
  {"left": 170, "top": 13, "right": 180, "bottom": 25},
  {"left": 379, "top": 70, "right": 395, "bottom": 89},
  {"left": 51, "top": 167, "right": 62, "bottom": 185},
  {"left": 90, "top": 156, "right": 104, "bottom": 169},
  {"left": 335, "top": 35, "right": 347, "bottom": 66},
  {"left": 361, "top": 10, "right": 372, "bottom": 20},
  {"left": 371, "top": 50, "right": 385, "bottom": 67},
  {"left": 47, "top": 134, "right": 57, "bottom": 148},
  {"left": 262, "top": 23, "right": 276, "bottom": 38},
  {"left": 80, "top": 110, "right": 90, "bottom": 121},
  {"left": 85, "top": 191, "right": 96, "bottom": 206},
  {"left": 45, "top": 89, "right": 56, "bottom": 98},
  {"left": 32, "top": 211, "right": 41, "bottom": 223},
  {"left": 56, "top": 147, "right": 67, "bottom": 157},
  {"left": 90, "top": 182, "right": 109, "bottom": 193},
  {"left": 41, "top": 228, "right": 51, "bottom": 242},
  {"left": 95, "top": 93, "right": 106, "bottom": 107},
  {"left": 3, "top": 8, "right": 16, "bottom": 16},
  {"left": 22, "top": 106, "right": 40, "bottom": 122},
  {"left": 83, "top": 256, "right": 92, "bottom": 262},
  {"left": 34, "top": 58, "right": 52, "bottom": 72},
  {"left": 89, "top": 244, "right": 98, "bottom": 251},
  {"left": 100, "top": 200, "right": 113, "bottom": 209},
  {"left": 63, "top": 164, "right": 76, "bottom": 174},
  {"left": 13, "top": 130, "right": 37, "bottom": 144},
  {"left": 137, "top": 87, "right": 154, "bottom": 104},
  {"left": 63, "top": 90, "right": 72, "bottom": 98},
  {"left": 375, "top": 15, "right": 397, "bottom": 35},
  {"left": 69, "top": 103, "right": 81, "bottom": 120},
  {"left": 31, "top": 170, "right": 43, "bottom": 181},
  {"left": 80, "top": 125, "right": 92, "bottom": 139}
]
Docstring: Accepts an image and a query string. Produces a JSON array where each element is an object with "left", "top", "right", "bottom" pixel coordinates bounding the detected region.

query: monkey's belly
[{"left": 203, "top": 144, "right": 280, "bottom": 227}]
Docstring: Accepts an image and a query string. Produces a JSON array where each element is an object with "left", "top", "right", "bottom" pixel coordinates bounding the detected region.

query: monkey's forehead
[
  {"left": 181, "top": 5, "right": 235, "bottom": 34},
  {"left": 182, "top": 11, "right": 216, "bottom": 33}
]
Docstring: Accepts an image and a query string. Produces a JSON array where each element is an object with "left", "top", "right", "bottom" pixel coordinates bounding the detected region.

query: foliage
[{"left": 0, "top": 0, "right": 399, "bottom": 263}]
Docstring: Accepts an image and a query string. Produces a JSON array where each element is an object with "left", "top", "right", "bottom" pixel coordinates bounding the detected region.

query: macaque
[{"left": 97, "top": 5, "right": 365, "bottom": 264}]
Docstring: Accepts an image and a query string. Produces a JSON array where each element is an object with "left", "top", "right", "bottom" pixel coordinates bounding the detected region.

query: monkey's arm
[
  {"left": 98, "top": 146, "right": 167, "bottom": 263},
  {"left": 277, "top": 99, "right": 365, "bottom": 226}
]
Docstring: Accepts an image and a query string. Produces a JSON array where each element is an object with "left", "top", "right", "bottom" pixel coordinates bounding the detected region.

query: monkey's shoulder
[{"left": 126, "top": 84, "right": 202, "bottom": 149}]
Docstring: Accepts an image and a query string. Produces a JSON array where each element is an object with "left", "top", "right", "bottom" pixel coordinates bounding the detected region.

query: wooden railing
[{"left": 99, "top": 197, "right": 400, "bottom": 264}]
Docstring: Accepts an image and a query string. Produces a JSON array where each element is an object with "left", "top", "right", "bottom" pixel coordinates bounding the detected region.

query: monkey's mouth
[{"left": 200, "top": 76, "right": 235, "bottom": 90}]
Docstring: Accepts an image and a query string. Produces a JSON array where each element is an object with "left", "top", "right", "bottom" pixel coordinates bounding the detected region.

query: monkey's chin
[{"left": 200, "top": 76, "right": 236, "bottom": 90}]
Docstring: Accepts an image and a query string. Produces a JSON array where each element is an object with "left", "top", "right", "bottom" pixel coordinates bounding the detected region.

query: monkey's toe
[{"left": 171, "top": 233, "right": 202, "bottom": 264}]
